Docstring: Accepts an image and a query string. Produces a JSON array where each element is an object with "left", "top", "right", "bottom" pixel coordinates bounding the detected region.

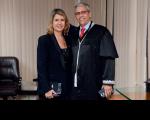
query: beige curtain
[
  {"left": 111, "top": 0, "right": 148, "bottom": 88},
  {"left": 79, "top": 0, "right": 150, "bottom": 88},
  {"left": 0, "top": 0, "right": 149, "bottom": 90},
  {"left": 0, "top": 0, "right": 76, "bottom": 90},
  {"left": 106, "top": 0, "right": 114, "bottom": 33},
  {"left": 0, "top": 0, "right": 106, "bottom": 90},
  {"left": 148, "top": 0, "right": 150, "bottom": 80},
  {"left": 136, "top": 0, "right": 148, "bottom": 85}
]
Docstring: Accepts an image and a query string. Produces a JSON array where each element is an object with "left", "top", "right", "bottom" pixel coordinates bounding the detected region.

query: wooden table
[{"left": 111, "top": 85, "right": 150, "bottom": 100}]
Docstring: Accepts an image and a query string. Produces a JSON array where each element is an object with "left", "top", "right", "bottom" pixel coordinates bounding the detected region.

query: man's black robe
[{"left": 70, "top": 24, "right": 119, "bottom": 100}]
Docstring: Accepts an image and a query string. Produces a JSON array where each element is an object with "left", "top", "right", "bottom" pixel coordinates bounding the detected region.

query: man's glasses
[{"left": 75, "top": 10, "right": 89, "bottom": 16}]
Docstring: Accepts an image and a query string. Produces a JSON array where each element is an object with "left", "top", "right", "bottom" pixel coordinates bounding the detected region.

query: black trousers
[
  {"left": 38, "top": 94, "right": 64, "bottom": 101},
  {"left": 70, "top": 87, "right": 107, "bottom": 100}
]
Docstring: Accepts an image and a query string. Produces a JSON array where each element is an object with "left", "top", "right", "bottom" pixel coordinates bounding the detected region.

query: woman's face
[{"left": 53, "top": 14, "right": 65, "bottom": 33}]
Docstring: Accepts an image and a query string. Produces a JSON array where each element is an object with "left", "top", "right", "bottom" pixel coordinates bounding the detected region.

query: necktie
[{"left": 79, "top": 26, "right": 85, "bottom": 38}]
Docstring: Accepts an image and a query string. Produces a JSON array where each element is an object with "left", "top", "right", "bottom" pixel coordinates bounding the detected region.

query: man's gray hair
[{"left": 74, "top": 2, "right": 90, "bottom": 11}]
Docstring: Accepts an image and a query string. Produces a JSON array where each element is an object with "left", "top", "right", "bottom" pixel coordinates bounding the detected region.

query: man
[{"left": 70, "top": 2, "right": 119, "bottom": 100}]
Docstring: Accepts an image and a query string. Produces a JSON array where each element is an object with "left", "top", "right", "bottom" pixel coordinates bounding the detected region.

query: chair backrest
[
  {"left": 0, "top": 57, "right": 20, "bottom": 81},
  {"left": 0, "top": 57, "right": 21, "bottom": 99}
]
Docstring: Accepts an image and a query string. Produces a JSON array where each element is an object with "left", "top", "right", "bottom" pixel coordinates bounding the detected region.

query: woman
[{"left": 37, "top": 8, "right": 73, "bottom": 100}]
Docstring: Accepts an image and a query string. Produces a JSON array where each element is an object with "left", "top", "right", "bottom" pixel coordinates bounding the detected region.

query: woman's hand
[{"left": 45, "top": 90, "right": 57, "bottom": 99}]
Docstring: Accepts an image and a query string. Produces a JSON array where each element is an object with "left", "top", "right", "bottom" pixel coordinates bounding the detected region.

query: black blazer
[{"left": 37, "top": 33, "right": 72, "bottom": 97}]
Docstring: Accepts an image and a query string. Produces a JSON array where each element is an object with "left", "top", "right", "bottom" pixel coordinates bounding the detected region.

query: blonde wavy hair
[{"left": 47, "top": 8, "right": 70, "bottom": 35}]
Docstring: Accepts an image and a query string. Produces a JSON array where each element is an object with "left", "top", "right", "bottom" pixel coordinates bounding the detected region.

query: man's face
[{"left": 75, "top": 5, "right": 91, "bottom": 26}]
